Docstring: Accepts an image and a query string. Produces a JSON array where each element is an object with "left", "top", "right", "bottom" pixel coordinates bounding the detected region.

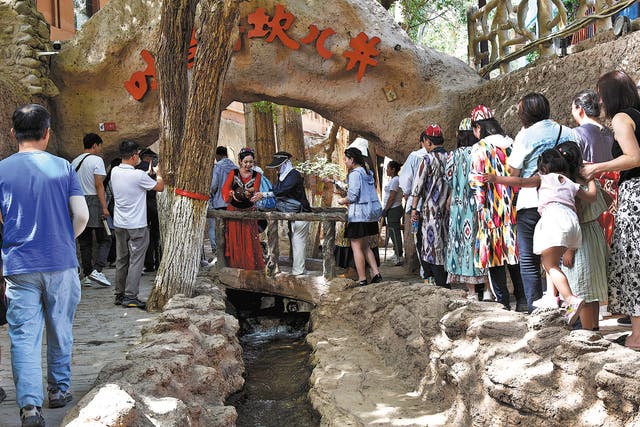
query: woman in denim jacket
[{"left": 338, "top": 147, "right": 383, "bottom": 286}]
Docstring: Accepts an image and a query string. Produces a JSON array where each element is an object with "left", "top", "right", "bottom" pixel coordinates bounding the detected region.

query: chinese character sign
[{"left": 125, "top": 4, "right": 383, "bottom": 101}]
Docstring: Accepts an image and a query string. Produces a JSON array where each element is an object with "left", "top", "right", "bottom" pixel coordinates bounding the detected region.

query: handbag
[
  {"left": 256, "top": 175, "right": 276, "bottom": 211},
  {"left": 275, "top": 197, "right": 303, "bottom": 213}
]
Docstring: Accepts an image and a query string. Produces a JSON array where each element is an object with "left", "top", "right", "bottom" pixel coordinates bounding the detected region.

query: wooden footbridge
[{"left": 209, "top": 207, "right": 347, "bottom": 305}]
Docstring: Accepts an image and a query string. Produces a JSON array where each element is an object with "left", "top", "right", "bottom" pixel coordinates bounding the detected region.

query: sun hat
[{"left": 265, "top": 151, "right": 292, "bottom": 168}]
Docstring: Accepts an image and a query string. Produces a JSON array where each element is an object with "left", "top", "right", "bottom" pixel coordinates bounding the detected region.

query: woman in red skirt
[{"left": 222, "top": 147, "right": 265, "bottom": 270}]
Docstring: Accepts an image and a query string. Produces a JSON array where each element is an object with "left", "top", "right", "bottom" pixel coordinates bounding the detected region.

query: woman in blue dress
[{"left": 445, "top": 118, "right": 486, "bottom": 299}]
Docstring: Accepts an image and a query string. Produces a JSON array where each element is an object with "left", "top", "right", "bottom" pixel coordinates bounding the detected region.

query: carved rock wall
[
  {"left": 62, "top": 278, "right": 244, "bottom": 427},
  {"left": 49, "top": 0, "right": 482, "bottom": 160},
  {"left": 0, "top": 74, "right": 29, "bottom": 158},
  {"left": 461, "top": 30, "right": 640, "bottom": 138},
  {"left": 0, "top": 0, "right": 57, "bottom": 97},
  {"left": 308, "top": 282, "right": 640, "bottom": 426}
]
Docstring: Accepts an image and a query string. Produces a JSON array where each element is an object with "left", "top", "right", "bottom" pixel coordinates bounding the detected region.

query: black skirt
[
  {"left": 334, "top": 245, "right": 380, "bottom": 269},
  {"left": 344, "top": 221, "right": 379, "bottom": 239}
]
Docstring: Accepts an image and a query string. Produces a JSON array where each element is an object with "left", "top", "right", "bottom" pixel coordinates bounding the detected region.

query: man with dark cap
[
  {"left": 112, "top": 141, "right": 164, "bottom": 309},
  {"left": 266, "top": 151, "right": 311, "bottom": 275}
]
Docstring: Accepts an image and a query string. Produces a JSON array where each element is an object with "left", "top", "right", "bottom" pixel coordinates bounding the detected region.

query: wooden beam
[
  {"left": 208, "top": 208, "right": 347, "bottom": 222},
  {"left": 216, "top": 267, "right": 329, "bottom": 304}
]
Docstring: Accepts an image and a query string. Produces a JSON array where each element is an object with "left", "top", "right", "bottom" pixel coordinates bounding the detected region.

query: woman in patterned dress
[
  {"left": 556, "top": 141, "right": 608, "bottom": 330},
  {"left": 468, "top": 105, "right": 524, "bottom": 310},
  {"left": 410, "top": 124, "right": 450, "bottom": 288},
  {"left": 583, "top": 70, "right": 640, "bottom": 350},
  {"left": 445, "top": 118, "right": 486, "bottom": 298}
]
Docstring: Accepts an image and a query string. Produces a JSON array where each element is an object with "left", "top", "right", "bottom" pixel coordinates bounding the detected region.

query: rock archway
[{"left": 50, "top": 0, "right": 483, "bottom": 159}]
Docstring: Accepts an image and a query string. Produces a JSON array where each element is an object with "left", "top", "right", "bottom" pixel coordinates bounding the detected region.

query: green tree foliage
[{"left": 380, "top": 0, "right": 473, "bottom": 59}]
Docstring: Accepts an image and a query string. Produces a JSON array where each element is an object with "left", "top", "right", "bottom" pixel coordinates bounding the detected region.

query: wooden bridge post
[
  {"left": 214, "top": 215, "right": 227, "bottom": 268},
  {"left": 266, "top": 218, "right": 280, "bottom": 276},
  {"left": 322, "top": 220, "right": 336, "bottom": 280}
]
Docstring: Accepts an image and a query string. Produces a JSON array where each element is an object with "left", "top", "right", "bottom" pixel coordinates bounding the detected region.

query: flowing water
[{"left": 226, "top": 290, "right": 320, "bottom": 427}]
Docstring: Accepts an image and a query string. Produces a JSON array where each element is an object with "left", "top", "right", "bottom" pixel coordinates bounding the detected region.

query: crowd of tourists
[
  {"left": 208, "top": 70, "right": 640, "bottom": 353},
  {"left": 392, "top": 70, "right": 639, "bottom": 350},
  {"left": 2, "top": 68, "right": 640, "bottom": 426},
  {"left": 0, "top": 104, "right": 164, "bottom": 426}
]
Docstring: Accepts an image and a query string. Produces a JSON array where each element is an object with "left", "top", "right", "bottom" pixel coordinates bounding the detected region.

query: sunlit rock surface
[
  {"left": 62, "top": 278, "right": 244, "bottom": 427},
  {"left": 308, "top": 281, "right": 640, "bottom": 426}
]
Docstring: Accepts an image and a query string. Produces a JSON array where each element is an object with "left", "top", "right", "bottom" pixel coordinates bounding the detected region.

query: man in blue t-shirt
[{"left": 0, "top": 104, "right": 89, "bottom": 426}]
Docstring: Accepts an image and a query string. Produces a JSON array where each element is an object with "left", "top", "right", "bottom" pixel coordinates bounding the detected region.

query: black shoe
[
  {"left": 0, "top": 386, "right": 5, "bottom": 403},
  {"left": 123, "top": 297, "right": 147, "bottom": 309},
  {"left": 48, "top": 388, "right": 72, "bottom": 408},
  {"left": 617, "top": 315, "right": 632, "bottom": 326},
  {"left": 114, "top": 293, "right": 124, "bottom": 306},
  {"left": 357, "top": 280, "right": 368, "bottom": 287},
  {"left": 370, "top": 274, "right": 383, "bottom": 284},
  {"left": 20, "top": 405, "right": 44, "bottom": 427},
  {"left": 515, "top": 303, "right": 529, "bottom": 313},
  {"left": 143, "top": 267, "right": 155, "bottom": 273}
]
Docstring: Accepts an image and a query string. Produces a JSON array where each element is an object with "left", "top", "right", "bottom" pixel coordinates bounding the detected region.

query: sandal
[{"left": 613, "top": 334, "right": 629, "bottom": 346}]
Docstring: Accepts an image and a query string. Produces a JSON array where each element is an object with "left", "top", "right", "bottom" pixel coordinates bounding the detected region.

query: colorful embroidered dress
[
  {"left": 222, "top": 169, "right": 265, "bottom": 271},
  {"left": 468, "top": 135, "right": 519, "bottom": 268},
  {"left": 445, "top": 147, "right": 485, "bottom": 283},
  {"left": 411, "top": 147, "right": 450, "bottom": 265}
]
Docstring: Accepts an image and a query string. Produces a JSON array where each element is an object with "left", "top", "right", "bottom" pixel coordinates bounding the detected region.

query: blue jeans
[
  {"left": 208, "top": 217, "right": 216, "bottom": 251},
  {"left": 5, "top": 268, "right": 81, "bottom": 408},
  {"left": 516, "top": 208, "right": 543, "bottom": 312}
]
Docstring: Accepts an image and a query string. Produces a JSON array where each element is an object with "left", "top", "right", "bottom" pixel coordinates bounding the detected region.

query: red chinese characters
[
  {"left": 248, "top": 5, "right": 300, "bottom": 50},
  {"left": 124, "top": 49, "right": 157, "bottom": 101},
  {"left": 125, "top": 4, "right": 384, "bottom": 101},
  {"left": 299, "top": 25, "right": 335, "bottom": 59},
  {"left": 187, "top": 29, "right": 197, "bottom": 69},
  {"left": 343, "top": 32, "right": 381, "bottom": 83}
]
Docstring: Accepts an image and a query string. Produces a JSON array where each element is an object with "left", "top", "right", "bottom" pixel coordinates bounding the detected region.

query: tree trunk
[
  {"left": 245, "top": 102, "right": 277, "bottom": 182},
  {"left": 275, "top": 105, "right": 305, "bottom": 161},
  {"left": 148, "top": 0, "right": 240, "bottom": 311}
]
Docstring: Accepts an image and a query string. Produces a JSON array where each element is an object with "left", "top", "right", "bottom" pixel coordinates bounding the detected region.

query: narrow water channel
[{"left": 226, "top": 290, "right": 320, "bottom": 427}]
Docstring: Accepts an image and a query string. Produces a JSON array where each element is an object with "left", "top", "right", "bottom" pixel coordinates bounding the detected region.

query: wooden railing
[
  {"left": 208, "top": 207, "right": 347, "bottom": 280},
  {"left": 467, "top": 0, "right": 637, "bottom": 78}
]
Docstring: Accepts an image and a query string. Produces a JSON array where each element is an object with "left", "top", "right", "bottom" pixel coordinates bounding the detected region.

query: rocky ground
[
  {"left": 4, "top": 262, "right": 638, "bottom": 427},
  {"left": 0, "top": 267, "right": 244, "bottom": 427},
  {"left": 308, "top": 280, "right": 640, "bottom": 426}
]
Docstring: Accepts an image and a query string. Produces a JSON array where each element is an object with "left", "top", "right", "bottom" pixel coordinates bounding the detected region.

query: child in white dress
[{"left": 487, "top": 148, "right": 597, "bottom": 325}]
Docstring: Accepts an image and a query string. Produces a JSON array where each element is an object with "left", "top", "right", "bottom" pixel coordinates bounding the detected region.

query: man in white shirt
[
  {"left": 111, "top": 140, "right": 164, "bottom": 309},
  {"left": 399, "top": 133, "right": 428, "bottom": 278},
  {"left": 70, "top": 133, "right": 111, "bottom": 287}
]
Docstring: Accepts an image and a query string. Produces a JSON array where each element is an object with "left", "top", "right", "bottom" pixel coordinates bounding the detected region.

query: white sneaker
[
  {"left": 81, "top": 277, "right": 94, "bottom": 287},
  {"left": 89, "top": 270, "right": 111, "bottom": 287},
  {"left": 467, "top": 293, "right": 478, "bottom": 302},
  {"left": 394, "top": 256, "right": 404, "bottom": 266},
  {"left": 482, "top": 291, "right": 494, "bottom": 301},
  {"left": 532, "top": 294, "right": 560, "bottom": 309}
]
